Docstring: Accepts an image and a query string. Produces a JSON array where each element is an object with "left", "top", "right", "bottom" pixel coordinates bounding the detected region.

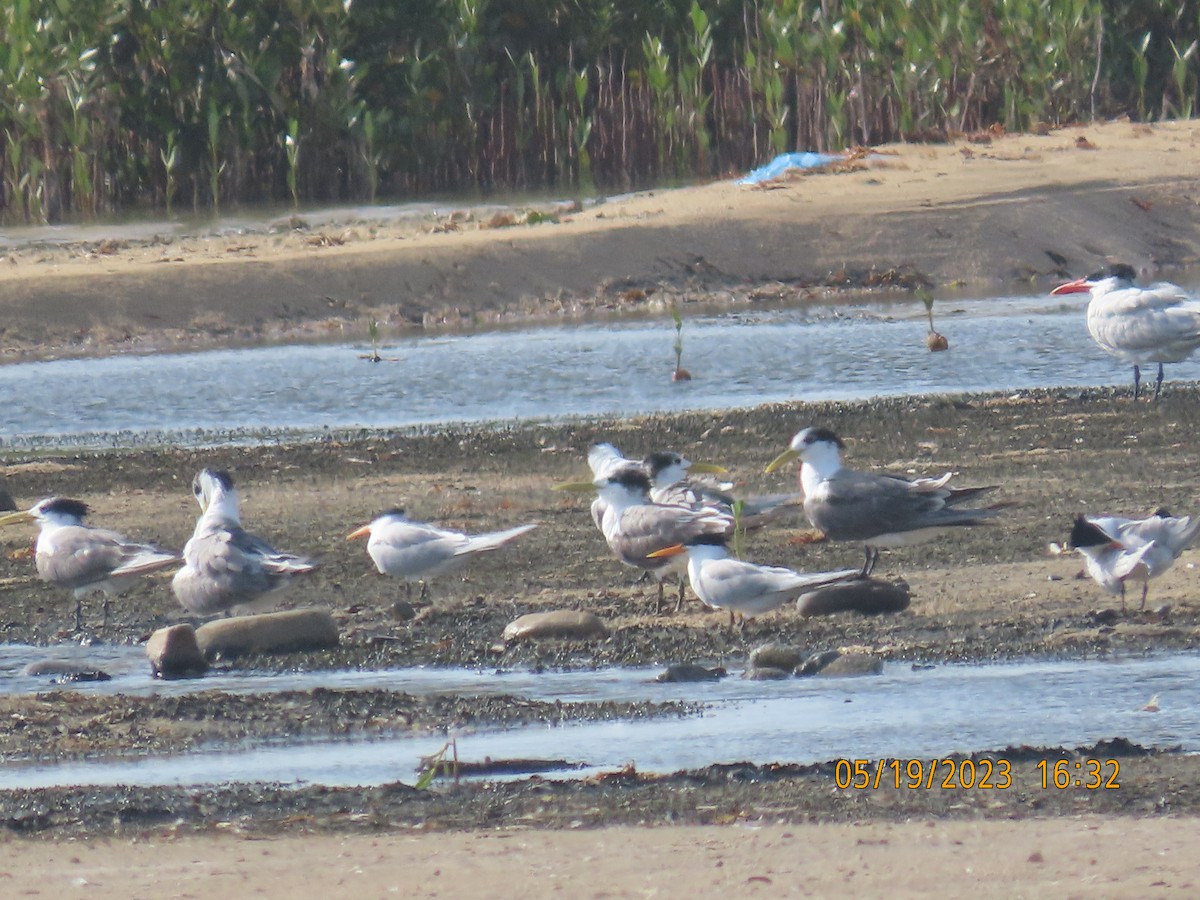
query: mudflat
[{"left": 2, "top": 121, "right": 1200, "bottom": 895}]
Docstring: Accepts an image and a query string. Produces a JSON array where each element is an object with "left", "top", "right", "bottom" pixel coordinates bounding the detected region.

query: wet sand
[{"left": 3, "top": 121, "right": 1200, "bottom": 892}]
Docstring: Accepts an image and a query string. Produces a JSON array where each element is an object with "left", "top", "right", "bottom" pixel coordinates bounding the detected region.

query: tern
[
  {"left": 1051, "top": 263, "right": 1200, "bottom": 400},
  {"left": 649, "top": 535, "right": 862, "bottom": 630},
  {"left": 347, "top": 509, "right": 537, "bottom": 600},
  {"left": 643, "top": 450, "right": 802, "bottom": 528},
  {"left": 172, "top": 469, "right": 318, "bottom": 617},
  {"left": 1068, "top": 509, "right": 1200, "bottom": 610},
  {"left": 0, "top": 497, "right": 179, "bottom": 629},
  {"left": 595, "top": 467, "right": 733, "bottom": 613},
  {"left": 765, "top": 426, "right": 1003, "bottom": 574}
]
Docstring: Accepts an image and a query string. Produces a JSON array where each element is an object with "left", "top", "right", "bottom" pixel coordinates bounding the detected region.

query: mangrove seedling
[
  {"left": 921, "top": 291, "right": 949, "bottom": 352},
  {"left": 670, "top": 304, "right": 692, "bottom": 380}
]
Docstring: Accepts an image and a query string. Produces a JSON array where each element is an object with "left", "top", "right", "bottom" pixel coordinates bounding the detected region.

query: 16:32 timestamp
[{"left": 1037, "top": 758, "right": 1121, "bottom": 789}]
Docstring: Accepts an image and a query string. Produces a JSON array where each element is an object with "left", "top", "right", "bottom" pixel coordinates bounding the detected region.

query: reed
[{"left": 1, "top": 0, "right": 1197, "bottom": 222}]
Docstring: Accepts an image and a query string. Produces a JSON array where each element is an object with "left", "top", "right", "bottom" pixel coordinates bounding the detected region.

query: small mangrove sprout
[
  {"left": 670, "top": 304, "right": 692, "bottom": 381},
  {"left": 921, "top": 291, "right": 949, "bottom": 352}
]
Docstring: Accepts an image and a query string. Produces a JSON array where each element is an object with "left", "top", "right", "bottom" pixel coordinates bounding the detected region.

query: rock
[
  {"left": 502, "top": 610, "right": 608, "bottom": 642},
  {"left": 741, "top": 666, "right": 792, "bottom": 680},
  {"left": 146, "top": 624, "right": 209, "bottom": 679},
  {"left": 655, "top": 663, "right": 727, "bottom": 683},
  {"left": 195, "top": 608, "right": 339, "bottom": 660},
  {"left": 796, "top": 577, "right": 911, "bottom": 617},
  {"left": 798, "top": 650, "right": 884, "bottom": 678},
  {"left": 748, "top": 642, "right": 805, "bottom": 672},
  {"left": 0, "top": 486, "right": 15, "bottom": 512},
  {"left": 392, "top": 600, "right": 417, "bottom": 622},
  {"left": 22, "top": 659, "right": 112, "bottom": 682}
]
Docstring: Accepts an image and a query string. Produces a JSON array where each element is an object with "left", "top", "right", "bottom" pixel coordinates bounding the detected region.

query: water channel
[
  {"left": 5, "top": 293, "right": 1199, "bottom": 450},
  {"left": 1, "top": 644, "right": 1196, "bottom": 790}
]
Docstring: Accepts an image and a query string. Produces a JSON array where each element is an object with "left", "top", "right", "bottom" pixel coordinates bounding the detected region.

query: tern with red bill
[
  {"left": 1067, "top": 509, "right": 1200, "bottom": 610},
  {"left": 0, "top": 497, "right": 179, "bottom": 630},
  {"left": 347, "top": 510, "right": 537, "bottom": 600},
  {"left": 765, "top": 426, "right": 1003, "bottom": 574},
  {"left": 648, "top": 535, "right": 861, "bottom": 630},
  {"left": 1051, "top": 263, "right": 1200, "bottom": 400}
]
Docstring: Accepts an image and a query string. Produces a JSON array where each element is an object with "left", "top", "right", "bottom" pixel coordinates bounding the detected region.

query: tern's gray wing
[
  {"left": 1121, "top": 515, "right": 1200, "bottom": 557},
  {"left": 173, "top": 525, "right": 314, "bottom": 615},
  {"left": 37, "top": 525, "right": 176, "bottom": 591},
  {"left": 808, "top": 470, "right": 996, "bottom": 540},
  {"left": 225, "top": 525, "right": 317, "bottom": 576},
  {"left": 611, "top": 505, "right": 730, "bottom": 567}
]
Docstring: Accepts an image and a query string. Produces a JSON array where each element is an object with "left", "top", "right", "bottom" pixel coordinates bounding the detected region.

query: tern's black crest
[
  {"left": 802, "top": 427, "right": 845, "bottom": 449},
  {"left": 38, "top": 497, "right": 90, "bottom": 520},
  {"left": 1152, "top": 507, "right": 1173, "bottom": 519},
  {"left": 687, "top": 532, "right": 729, "bottom": 548},
  {"left": 1086, "top": 263, "right": 1136, "bottom": 284},
  {"left": 1068, "top": 515, "right": 1113, "bottom": 549},
  {"left": 611, "top": 467, "right": 653, "bottom": 494},
  {"left": 643, "top": 451, "right": 683, "bottom": 475},
  {"left": 379, "top": 507, "right": 407, "bottom": 519}
]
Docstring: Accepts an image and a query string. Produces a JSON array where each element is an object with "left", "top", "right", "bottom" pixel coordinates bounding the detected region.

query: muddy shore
[{"left": 2, "top": 122, "right": 1200, "bottom": 890}]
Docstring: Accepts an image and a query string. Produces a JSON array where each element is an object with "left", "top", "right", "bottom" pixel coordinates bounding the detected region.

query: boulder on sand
[
  {"left": 195, "top": 608, "right": 339, "bottom": 660},
  {"left": 146, "top": 624, "right": 209, "bottom": 679},
  {"left": 503, "top": 610, "right": 609, "bottom": 642},
  {"left": 797, "top": 577, "right": 910, "bottom": 618}
]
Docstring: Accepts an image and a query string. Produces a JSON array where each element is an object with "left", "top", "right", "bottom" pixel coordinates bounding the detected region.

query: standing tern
[
  {"left": 0, "top": 497, "right": 178, "bottom": 629},
  {"left": 1051, "top": 263, "right": 1200, "bottom": 400},
  {"left": 594, "top": 467, "right": 733, "bottom": 612},
  {"left": 643, "top": 450, "right": 802, "bottom": 528},
  {"left": 578, "top": 443, "right": 727, "bottom": 531},
  {"left": 347, "top": 509, "right": 537, "bottom": 600},
  {"left": 649, "top": 534, "right": 862, "bottom": 630},
  {"left": 765, "top": 426, "right": 1002, "bottom": 574},
  {"left": 172, "top": 469, "right": 319, "bottom": 617},
  {"left": 1067, "top": 509, "right": 1200, "bottom": 610}
]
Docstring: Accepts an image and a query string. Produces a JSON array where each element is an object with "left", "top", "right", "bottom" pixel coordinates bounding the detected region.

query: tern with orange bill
[
  {"left": 1051, "top": 263, "right": 1200, "bottom": 400},
  {"left": 765, "top": 426, "right": 1003, "bottom": 574},
  {"left": 172, "top": 469, "right": 318, "bottom": 616},
  {"left": 648, "top": 535, "right": 862, "bottom": 630},
  {"left": 0, "top": 497, "right": 178, "bottom": 630},
  {"left": 347, "top": 509, "right": 537, "bottom": 600}
]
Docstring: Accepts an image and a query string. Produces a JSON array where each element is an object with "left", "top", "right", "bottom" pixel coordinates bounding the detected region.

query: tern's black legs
[
  {"left": 1155, "top": 363, "right": 1165, "bottom": 401},
  {"left": 1133, "top": 365, "right": 1141, "bottom": 401},
  {"left": 860, "top": 546, "right": 880, "bottom": 577}
]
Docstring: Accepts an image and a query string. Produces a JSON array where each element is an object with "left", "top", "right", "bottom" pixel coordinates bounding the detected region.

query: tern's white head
[
  {"left": 765, "top": 426, "right": 846, "bottom": 477},
  {"left": 0, "top": 497, "right": 90, "bottom": 532},
  {"left": 642, "top": 451, "right": 691, "bottom": 488},
  {"left": 347, "top": 507, "right": 408, "bottom": 541},
  {"left": 192, "top": 468, "right": 241, "bottom": 524}
]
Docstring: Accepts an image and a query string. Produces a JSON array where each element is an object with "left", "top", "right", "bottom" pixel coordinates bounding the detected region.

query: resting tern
[
  {"left": 172, "top": 469, "right": 318, "bottom": 617},
  {"left": 595, "top": 467, "right": 733, "bottom": 613},
  {"left": 649, "top": 534, "right": 862, "bottom": 630},
  {"left": 643, "top": 450, "right": 802, "bottom": 528},
  {"left": 0, "top": 497, "right": 178, "bottom": 629},
  {"left": 1051, "top": 263, "right": 1200, "bottom": 400},
  {"left": 1068, "top": 509, "right": 1200, "bottom": 610},
  {"left": 765, "top": 426, "right": 1002, "bottom": 574},
  {"left": 347, "top": 509, "right": 537, "bottom": 600}
]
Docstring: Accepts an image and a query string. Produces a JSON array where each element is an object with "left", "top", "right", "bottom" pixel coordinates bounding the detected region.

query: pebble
[
  {"left": 741, "top": 666, "right": 792, "bottom": 680},
  {"left": 655, "top": 663, "right": 727, "bottom": 683},
  {"left": 797, "top": 577, "right": 911, "bottom": 617},
  {"left": 748, "top": 642, "right": 805, "bottom": 672},
  {"left": 797, "top": 650, "right": 884, "bottom": 678},
  {"left": 502, "top": 610, "right": 608, "bottom": 642},
  {"left": 195, "top": 608, "right": 339, "bottom": 660}
]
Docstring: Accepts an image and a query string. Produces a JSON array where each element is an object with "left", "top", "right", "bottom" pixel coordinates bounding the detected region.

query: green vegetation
[{"left": 1, "top": 0, "right": 1197, "bottom": 222}]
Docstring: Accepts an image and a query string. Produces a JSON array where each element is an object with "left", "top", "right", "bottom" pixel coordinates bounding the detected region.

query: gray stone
[
  {"left": 22, "top": 659, "right": 112, "bottom": 681},
  {"left": 748, "top": 642, "right": 805, "bottom": 671},
  {"left": 146, "top": 624, "right": 209, "bottom": 679},
  {"left": 741, "top": 666, "right": 792, "bottom": 680},
  {"left": 797, "top": 577, "right": 911, "bottom": 618},
  {"left": 0, "top": 486, "right": 15, "bottom": 512},
  {"left": 798, "top": 650, "right": 884, "bottom": 678},
  {"left": 195, "top": 608, "right": 339, "bottom": 660},
  {"left": 655, "top": 663, "right": 727, "bottom": 683},
  {"left": 502, "top": 610, "right": 608, "bottom": 642}
]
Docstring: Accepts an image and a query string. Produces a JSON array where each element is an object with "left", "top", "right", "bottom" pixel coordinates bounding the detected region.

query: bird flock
[{"left": 1, "top": 262, "right": 1199, "bottom": 631}]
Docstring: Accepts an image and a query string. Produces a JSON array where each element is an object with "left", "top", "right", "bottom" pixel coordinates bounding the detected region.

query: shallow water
[
  {"left": 1, "top": 644, "right": 1196, "bottom": 790},
  {"left": 3, "top": 294, "right": 1196, "bottom": 449}
]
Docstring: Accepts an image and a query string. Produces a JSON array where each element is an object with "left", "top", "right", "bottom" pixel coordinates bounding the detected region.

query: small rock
[
  {"left": 796, "top": 650, "right": 843, "bottom": 676},
  {"left": 0, "top": 486, "right": 15, "bottom": 512},
  {"left": 22, "top": 659, "right": 112, "bottom": 682},
  {"left": 741, "top": 666, "right": 792, "bottom": 680},
  {"left": 802, "top": 651, "right": 884, "bottom": 678},
  {"left": 503, "top": 610, "right": 608, "bottom": 642},
  {"left": 655, "top": 663, "right": 727, "bottom": 683},
  {"left": 797, "top": 578, "right": 911, "bottom": 617},
  {"left": 146, "top": 624, "right": 209, "bottom": 679},
  {"left": 195, "top": 608, "right": 339, "bottom": 660},
  {"left": 392, "top": 600, "right": 417, "bottom": 622},
  {"left": 748, "top": 642, "right": 805, "bottom": 671}
]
